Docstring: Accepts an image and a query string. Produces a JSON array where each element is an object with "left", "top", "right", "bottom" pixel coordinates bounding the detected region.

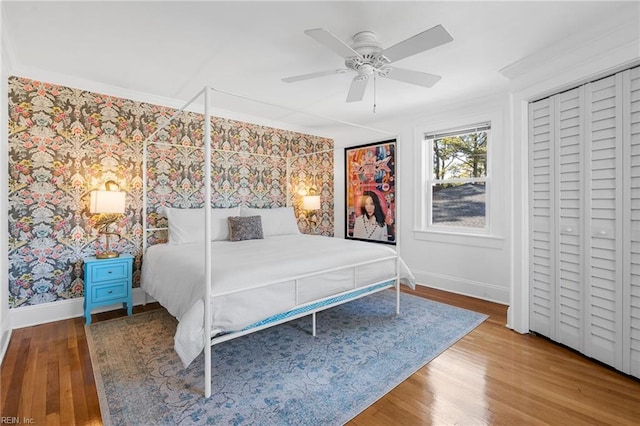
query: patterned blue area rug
[{"left": 86, "top": 290, "right": 487, "bottom": 425}]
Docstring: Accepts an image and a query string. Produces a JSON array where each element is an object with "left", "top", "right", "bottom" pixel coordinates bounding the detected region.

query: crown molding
[{"left": 500, "top": 11, "right": 639, "bottom": 87}]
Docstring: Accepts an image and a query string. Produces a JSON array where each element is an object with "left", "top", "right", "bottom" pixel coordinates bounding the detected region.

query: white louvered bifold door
[
  {"left": 529, "top": 88, "right": 585, "bottom": 348},
  {"left": 556, "top": 87, "right": 584, "bottom": 350},
  {"left": 584, "top": 73, "right": 624, "bottom": 369},
  {"left": 529, "top": 98, "right": 556, "bottom": 339},
  {"left": 624, "top": 67, "right": 640, "bottom": 377},
  {"left": 528, "top": 66, "right": 639, "bottom": 378}
]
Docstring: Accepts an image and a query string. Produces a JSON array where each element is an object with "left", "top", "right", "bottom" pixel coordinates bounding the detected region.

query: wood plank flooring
[{"left": 2, "top": 287, "right": 639, "bottom": 425}]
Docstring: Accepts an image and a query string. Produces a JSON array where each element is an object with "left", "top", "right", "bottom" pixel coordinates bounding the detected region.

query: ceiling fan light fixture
[
  {"left": 358, "top": 64, "right": 374, "bottom": 77},
  {"left": 282, "top": 25, "right": 453, "bottom": 103}
]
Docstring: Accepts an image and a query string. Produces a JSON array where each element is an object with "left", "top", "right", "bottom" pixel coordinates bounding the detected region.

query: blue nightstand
[{"left": 83, "top": 254, "right": 133, "bottom": 325}]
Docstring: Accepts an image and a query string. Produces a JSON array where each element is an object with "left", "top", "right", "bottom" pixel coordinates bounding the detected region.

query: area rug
[{"left": 86, "top": 290, "right": 487, "bottom": 425}]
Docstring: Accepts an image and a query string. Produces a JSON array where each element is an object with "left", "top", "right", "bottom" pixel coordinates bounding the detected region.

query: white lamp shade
[
  {"left": 302, "top": 195, "right": 321, "bottom": 211},
  {"left": 90, "top": 190, "right": 126, "bottom": 214}
]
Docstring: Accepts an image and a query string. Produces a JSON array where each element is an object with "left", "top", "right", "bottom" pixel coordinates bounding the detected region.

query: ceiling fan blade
[
  {"left": 305, "top": 28, "right": 361, "bottom": 59},
  {"left": 380, "top": 25, "right": 453, "bottom": 63},
  {"left": 346, "top": 77, "right": 368, "bottom": 103},
  {"left": 382, "top": 67, "right": 442, "bottom": 88},
  {"left": 282, "top": 69, "right": 348, "bottom": 83}
]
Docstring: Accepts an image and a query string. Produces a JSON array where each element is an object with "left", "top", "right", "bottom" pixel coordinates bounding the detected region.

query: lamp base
[{"left": 96, "top": 251, "right": 120, "bottom": 259}]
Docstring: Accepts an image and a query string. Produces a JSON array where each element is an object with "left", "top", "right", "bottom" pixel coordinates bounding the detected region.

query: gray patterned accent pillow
[{"left": 227, "top": 216, "right": 264, "bottom": 241}]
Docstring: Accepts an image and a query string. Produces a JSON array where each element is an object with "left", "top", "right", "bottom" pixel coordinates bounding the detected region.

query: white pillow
[
  {"left": 241, "top": 206, "right": 300, "bottom": 237},
  {"left": 165, "top": 206, "right": 240, "bottom": 244},
  {"left": 211, "top": 207, "right": 241, "bottom": 241}
]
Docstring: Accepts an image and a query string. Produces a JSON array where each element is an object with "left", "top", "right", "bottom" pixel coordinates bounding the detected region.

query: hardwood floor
[{"left": 2, "top": 287, "right": 639, "bottom": 425}]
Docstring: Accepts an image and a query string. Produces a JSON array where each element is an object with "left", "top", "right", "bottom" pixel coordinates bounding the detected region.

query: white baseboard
[
  {"left": 413, "top": 271, "right": 510, "bottom": 305},
  {"left": 9, "top": 288, "right": 156, "bottom": 330}
]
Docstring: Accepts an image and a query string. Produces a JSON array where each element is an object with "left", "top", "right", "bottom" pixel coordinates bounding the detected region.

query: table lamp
[
  {"left": 302, "top": 194, "right": 321, "bottom": 211},
  {"left": 90, "top": 181, "right": 126, "bottom": 259}
]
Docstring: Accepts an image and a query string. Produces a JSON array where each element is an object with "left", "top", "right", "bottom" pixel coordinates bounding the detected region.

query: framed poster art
[{"left": 345, "top": 139, "right": 396, "bottom": 245}]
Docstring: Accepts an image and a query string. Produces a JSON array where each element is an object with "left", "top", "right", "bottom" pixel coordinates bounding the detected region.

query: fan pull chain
[{"left": 373, "top": 73, "right": 377, "bottom": 113}]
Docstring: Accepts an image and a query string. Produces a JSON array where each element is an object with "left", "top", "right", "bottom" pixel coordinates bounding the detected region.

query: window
[{"left": 423, "top": 122, "right": 490, "bottom": 232}]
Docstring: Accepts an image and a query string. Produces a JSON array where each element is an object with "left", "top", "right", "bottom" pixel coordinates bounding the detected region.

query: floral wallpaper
[{"left": 7, "top": 77, "right": 334, "bottom": 308}]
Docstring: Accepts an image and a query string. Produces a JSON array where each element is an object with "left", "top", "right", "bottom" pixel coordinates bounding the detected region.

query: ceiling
[{"left": 2, "top": 1, "right": 637, "bottom": 141}]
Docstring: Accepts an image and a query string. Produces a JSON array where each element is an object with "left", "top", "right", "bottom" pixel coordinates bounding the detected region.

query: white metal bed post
[
  {"left": 285, "top": 156, "right": 291, "bottom": 208},
  {"left": 395, "top": 138, "right": 401, "bottom": 316},
  {"left": 142, "top": 138, "right": 148, "bottom": 255},
  {"left": 142, "top": 133, "right": 149, "bottom": 306},
  {"left": 203, "top": 87, "right": 213, "bottom": 398}
]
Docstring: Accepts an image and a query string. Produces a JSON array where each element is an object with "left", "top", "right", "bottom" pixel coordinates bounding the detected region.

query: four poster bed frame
[{"left": 141, "top": 86, "right": 406, "bottom": 398}]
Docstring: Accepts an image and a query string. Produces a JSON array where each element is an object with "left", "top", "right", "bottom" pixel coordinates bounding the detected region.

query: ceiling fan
[{"left": 282, "top": 25, "right": 454, "bottom": 103}]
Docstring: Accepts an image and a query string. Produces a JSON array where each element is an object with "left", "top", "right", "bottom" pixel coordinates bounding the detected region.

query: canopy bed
[{"left": 140, "top": 87, "right": 414, "bottom": 398}]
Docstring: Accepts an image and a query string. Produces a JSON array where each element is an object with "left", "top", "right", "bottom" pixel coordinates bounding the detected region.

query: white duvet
[{"left": 141, "top": 234, "right": 415, "bottom": 367}]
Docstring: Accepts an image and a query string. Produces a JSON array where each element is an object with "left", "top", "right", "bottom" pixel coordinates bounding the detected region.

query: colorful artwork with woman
[{"left": 345, "top": 140, "right": 396, "bottom": 245}]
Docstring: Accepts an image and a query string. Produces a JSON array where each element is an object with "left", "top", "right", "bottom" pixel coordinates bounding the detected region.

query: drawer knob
[
  {"left": 108, "top": 270, "right": 113, "bottom": 274},
  {"left": 108, "top": 290, "right": 113, "bottom": 294}
]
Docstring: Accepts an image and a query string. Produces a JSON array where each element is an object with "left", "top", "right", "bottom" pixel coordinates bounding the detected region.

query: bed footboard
[{"left": 203, "top": 254, "right": 402, "bottom": 397}]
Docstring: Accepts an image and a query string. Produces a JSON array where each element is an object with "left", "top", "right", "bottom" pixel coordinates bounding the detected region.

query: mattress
[{"left": 141, "top": 234, "right": 415, "bottom": 366}]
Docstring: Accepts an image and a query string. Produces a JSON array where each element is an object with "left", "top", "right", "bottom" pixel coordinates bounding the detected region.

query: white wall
[
  {"left": 1, "top": 5, "right": 13, "bottom": 362},
  {"left": 400, "top": 95, "right": 511, "bottom": 304}
]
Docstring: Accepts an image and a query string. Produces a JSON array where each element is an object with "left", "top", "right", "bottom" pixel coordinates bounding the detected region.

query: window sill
[{"left": 412, "top": 229, "right": 505, "bottom": 249}]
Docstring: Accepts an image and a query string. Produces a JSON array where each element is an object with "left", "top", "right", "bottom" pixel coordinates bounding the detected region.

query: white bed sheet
[{"left": 141, "top": 234, "right": 415, "bottom": 367}]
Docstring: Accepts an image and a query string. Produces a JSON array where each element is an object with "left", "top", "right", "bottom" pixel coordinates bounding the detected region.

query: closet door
[
  {"left": 556, "top": 87, "right": 585, "bottom": 350},
  {"left": 529, "top": 66, "right": 640, "bottom": 378},
  {"left": 625, "top": 67, "right": 640, "bottom": 377},
  {"left": 529, "top": 98, "right": 556, "bottom": 339},
  {"left": 584, "top": 74, "right": 624, "bottom": 369},
  {"left": 529, "top": 88, "right": 585, "bottom": 349}
]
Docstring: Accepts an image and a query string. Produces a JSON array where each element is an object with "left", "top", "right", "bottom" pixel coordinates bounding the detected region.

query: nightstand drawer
[
  {"left": 90, "top": 261, "right": 129, "bottom": 283},
  {"left": 92, "top": 280, "right": 128, "bottom": 303}
]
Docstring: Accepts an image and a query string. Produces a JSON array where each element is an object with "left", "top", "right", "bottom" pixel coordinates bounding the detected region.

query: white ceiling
[{"left": 2, "top": 1, "right": 638, "bottom": 140}]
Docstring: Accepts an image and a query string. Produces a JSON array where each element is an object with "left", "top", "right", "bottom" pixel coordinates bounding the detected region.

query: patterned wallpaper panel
[{"left": 7, "top": 77, "right": 334, "bottom": 308}]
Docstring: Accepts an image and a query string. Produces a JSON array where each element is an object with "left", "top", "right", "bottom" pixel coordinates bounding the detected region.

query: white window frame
[{"left": 413, "top": 109, "right": 504, "bottom": 248}]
